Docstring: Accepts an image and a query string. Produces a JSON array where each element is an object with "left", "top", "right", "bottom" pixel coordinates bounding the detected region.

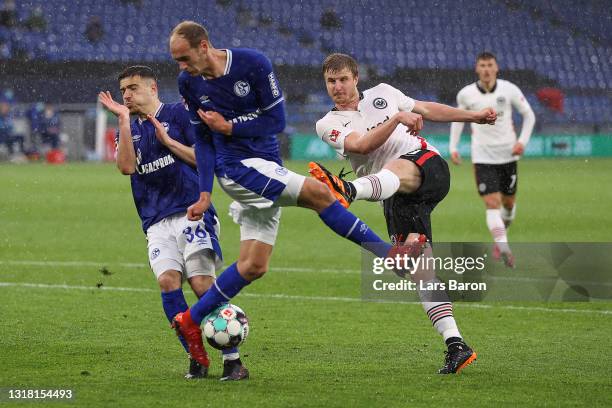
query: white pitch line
[
  {"left": 0, "top": 281, "right": 610, "bottom": 315},
  {"left": 0, "top": 260, "right": 359, "bottom": 274}
]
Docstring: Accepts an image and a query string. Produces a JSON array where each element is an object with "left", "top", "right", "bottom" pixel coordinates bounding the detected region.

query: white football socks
[
  {"left": 418, "top": 278, "right": 462, "bottom": 341},
  {"left": 422, "top": 301, "right": 462, "bottom": 341},
  {"left": 486, "top": 208, "right": 510, "bottom": 253},
  {"left": 352, "top": 169, "right": 400, "bottom": 201}
]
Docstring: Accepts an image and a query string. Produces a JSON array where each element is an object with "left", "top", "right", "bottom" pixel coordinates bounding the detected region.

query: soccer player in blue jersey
[
  {"left": 98, "top": 65, "right": 246, "bottom": 381},
  {"left": 166, "top": 21, "right": 406, "bottom": 373}
]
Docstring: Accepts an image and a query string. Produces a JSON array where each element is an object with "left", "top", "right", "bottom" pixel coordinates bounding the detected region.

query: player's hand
[
  {"left": 512, "top": 142, "right": 524, "bottom": 156},
  {"left": 396, "top": 111, "right": 424, "bottom": 135},
  {"left": 98, "top": 91, "right": 130, "bottom": 119},
  {"left": 147, "top": 114, "right": 172, "bottom": 146},
  {"left": 197, "top": 109, "right": 232, "bottom": 135},
  {"left": 450, "top": 151, "right": 462, "bottom": 165},
  {"left": 187, "top": 193, "right": 211, "bottom": 221},
  {"left": 473, "top": 108, "right": 497, "bottom": 125}
]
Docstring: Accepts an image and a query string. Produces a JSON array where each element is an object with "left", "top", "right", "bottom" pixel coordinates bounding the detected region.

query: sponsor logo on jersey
[
  {"left": 150, "top": 248, "right": 160, "bottom": 260},
  {"left": 230, "top": 111, "right": 259, "bottom": 124},
  {"left": 373, "top": 97, "right": 387, "bottom": 109},
  {"left": 275, "top": 166, "right": 288, "bottom": 176},
  {"left": 233, "top": 81, "right": 251, "bottom": 97},
  {"left": 329, "top": 129, "right": 341, "bottom": 142},
  {"left": 268, "top": 72, "right": 280, "bottom": 98},
  {"left": 136, "top": 154, "right": 176, "bottom": 175},
  {"left": 366, "top": 115, "right": 391, "bottom": 132}
]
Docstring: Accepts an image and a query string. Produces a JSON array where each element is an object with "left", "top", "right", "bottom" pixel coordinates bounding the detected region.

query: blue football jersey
[
  {"left": 178, "top": 48, "right": 286, "bottom": 178},
  {"left": 116, "top": 102, "right": 218, "bottom": 235}
]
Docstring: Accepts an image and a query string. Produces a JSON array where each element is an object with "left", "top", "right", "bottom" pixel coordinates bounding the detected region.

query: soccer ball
[{"left": 202, "top": 304, "right": 249, "bottom": 350}]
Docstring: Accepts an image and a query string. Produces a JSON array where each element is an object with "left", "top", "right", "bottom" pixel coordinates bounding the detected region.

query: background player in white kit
[
  {"left": 311, "top": 53, "right": 496, "bottom": 374},
  {"left": 449, "top": 52, "right": 536, "bottom": 267}
]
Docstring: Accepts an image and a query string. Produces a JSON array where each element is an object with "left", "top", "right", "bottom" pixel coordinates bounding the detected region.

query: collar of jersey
[
  {"left": 200, "top": 49, "right": 232, "bottom": 80},
  {"left": 476, "top": 80, "right": 497, "bottom": 94},
  {"left": 137, "top": 102, "right": 164, "bottom": 124}
]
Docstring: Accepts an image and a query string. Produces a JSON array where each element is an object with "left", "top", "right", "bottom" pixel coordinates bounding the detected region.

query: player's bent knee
[
  {"left": 298, "top": 178, "right": 335, "bottom": 211},
  {"left": 157, "top": 270, "right": 182, "bottom": 292},
  {"left": 237, "top": 259, "right": 269, "bottom": 281}
]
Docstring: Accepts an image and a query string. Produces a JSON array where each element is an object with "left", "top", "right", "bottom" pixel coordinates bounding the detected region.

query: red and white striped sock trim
[{"left": 426, "top": 303, "right": 454, "bottom": 325}]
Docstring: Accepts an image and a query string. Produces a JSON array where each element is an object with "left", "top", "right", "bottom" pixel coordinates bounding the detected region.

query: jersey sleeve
[
  {"left": 382, "top": 83, "right": 415, "bottom": 112},
  {"left": 178, "top": 75, "right": 215, "bottom": 193},
  {"left": 508, "top": 83, "right": 536, "bottom": 145},
  {"left": 315, "top": 116, "right": 353, "bottom": 156},
  {"left": 231, "top": 52, "right": 286, "bottom": 138},
  {"left": 509, "top": 83, "right": 532, "bottom": 115}
]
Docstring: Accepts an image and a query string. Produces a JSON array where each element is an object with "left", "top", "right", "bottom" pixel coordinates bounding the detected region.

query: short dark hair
[
  {"left": 117, "top": 65, "right": 157, "bottom": 82},
  {"left": 476, "top": 52, "right": 497, "bottom": 62},
  {"left": 322, "top": 53, "right": 358, "bottom": 77},
  {"left": 170, "top": 20, "right": 210, "bottom": 48}
]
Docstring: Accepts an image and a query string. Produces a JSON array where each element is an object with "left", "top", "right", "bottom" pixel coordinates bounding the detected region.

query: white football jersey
[
  {"left": 452, "top": 79, "right": 533, "bottom": 164},
  {"left": 316, "top": 83, "right": 438, "bottom": 177}
]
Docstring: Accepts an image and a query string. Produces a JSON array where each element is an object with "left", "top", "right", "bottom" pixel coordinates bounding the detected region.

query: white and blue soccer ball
[{"left": 202, "top": 304, "right": 249, "bottom": 350}]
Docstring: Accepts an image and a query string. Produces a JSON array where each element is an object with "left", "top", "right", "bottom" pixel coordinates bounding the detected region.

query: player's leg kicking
[
  {"left": 172, "top": 159, "right": 398, "bottom": 380},
  {"left": 310, "top": 151, "right": 477, "bottom": 374}
]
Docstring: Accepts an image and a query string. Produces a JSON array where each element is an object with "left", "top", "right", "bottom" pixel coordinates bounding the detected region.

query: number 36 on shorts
[{"left": 183, "top": 222, "right": 209, "bottom": 245}]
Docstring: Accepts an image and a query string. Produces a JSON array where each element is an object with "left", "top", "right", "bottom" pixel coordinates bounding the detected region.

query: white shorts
[
  {"left": 146, "top": 212, "right": 223, "bottom": 281},
  {"left": 220, "top": 158, "right": 306, "bottom": 245}
]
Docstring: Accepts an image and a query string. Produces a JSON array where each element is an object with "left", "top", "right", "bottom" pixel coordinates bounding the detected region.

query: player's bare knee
[
  {"left": 502, "top": 195, "right": 515, "bottom": 210},
  {"left": 188, "top": 275, "right": 214, "bottom": 298},
  {"left": 298, "top": 179, "right": 335, "bottom": 211},
  {"left": 157, "top": 270, "right": 182, "bottom": 292},
  {"left": 237, "top": 259, "right": 268, "bottom": 281},
  {"left": 483, "top": 194, "right": 501, "bottom": 209}
]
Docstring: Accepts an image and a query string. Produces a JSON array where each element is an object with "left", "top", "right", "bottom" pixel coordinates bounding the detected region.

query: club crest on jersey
[
  {"left": 373, "top": 97, "right": 387, "bottom": 109},
  {"left": 275, "top": 166, "right": 288, "bottom": 176},
  {"left": 234, "top": 81, "right": 251, "bottom": 97},
  {"left": 496, "top": 96, "right": 506, "bottom": 105}
]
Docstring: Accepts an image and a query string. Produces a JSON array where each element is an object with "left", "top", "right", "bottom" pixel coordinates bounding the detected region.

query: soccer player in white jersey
[
  {"left": 449, "top": 52, "right": 536, "bottom": 267},
  {"left": 311, "top": 53, "right": 497, "bottom": 374}
]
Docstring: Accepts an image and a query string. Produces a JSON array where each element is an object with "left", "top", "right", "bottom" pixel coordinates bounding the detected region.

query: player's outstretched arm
[
  {"left": 147, "top": 114, "right": 196, "bottom": 167},
  {"left": 412, "top": 101, "right": 497, "bottom": 125},
  {"left": 98, "top": 91, "right": 136, "bottom": 175}
]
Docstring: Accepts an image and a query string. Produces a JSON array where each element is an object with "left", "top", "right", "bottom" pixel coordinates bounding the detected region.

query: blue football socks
[
  {"left": 318, "top": 201, "right": 391, "bottom": 257},
  {"left": 161, "top": 288, "right": 190, "bottom": 353},
  {"left": 190, "top": 263, "right": 250, "bottom": 325}
]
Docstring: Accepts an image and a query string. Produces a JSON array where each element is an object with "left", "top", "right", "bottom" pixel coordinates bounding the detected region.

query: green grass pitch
[{"left": 1, "top": 158, "right": 611, "bottom": 407}]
